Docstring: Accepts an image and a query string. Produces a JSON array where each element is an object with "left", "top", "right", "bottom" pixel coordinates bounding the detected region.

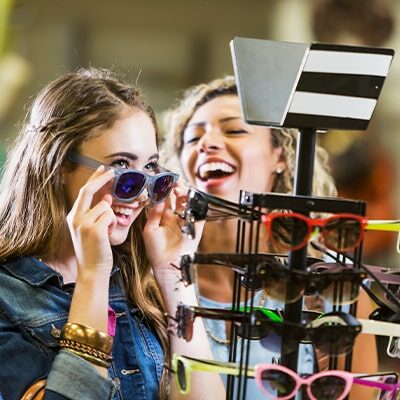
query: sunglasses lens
[
  {"left": 260, "top": 368, "right": 295, "bottom": 398},
  {"left": 271, "top": 216, "right": 308, "bottom": 250},
  {"left": 150, "top": 174, "right": 175, "bottom": 203},
  {"left": 320, "top": 279, "right": 360, "bottom": 305},
  {"left": 114, "top": 172, "right": 146, "bottom": 200},
  {"left": 324, "top": 217, "right": 362, "bottom": 252},
  {"left": 316, "top": 326, "right": 356, "bottom": 356},
  {"left": 310, "top": 376, "right": 347, "bottom": 399},
  {"left": 264, "top": 270, "right": 304, "bottom": 303},
  {"left": 176, "top": 359, "right": 187, "bottom": 392}
]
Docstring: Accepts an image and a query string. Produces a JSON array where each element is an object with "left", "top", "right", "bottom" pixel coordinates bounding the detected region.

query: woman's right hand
[{"left": 66, "top": 166, "right": 117, "bottom": 277}]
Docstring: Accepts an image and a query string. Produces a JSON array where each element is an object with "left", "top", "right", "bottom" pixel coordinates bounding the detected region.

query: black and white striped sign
[{"left": 230, "top": 38, "right": 394, "bottom": 130}]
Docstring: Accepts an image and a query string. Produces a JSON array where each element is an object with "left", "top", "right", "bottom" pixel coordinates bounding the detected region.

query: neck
[{"left": 40, "top": 232, "right": 78, "bottom": 284}]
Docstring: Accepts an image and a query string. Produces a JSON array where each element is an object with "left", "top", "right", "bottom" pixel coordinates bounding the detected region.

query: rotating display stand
[{"left": 226, "top": 37, "right": 394, "bottom": 400}]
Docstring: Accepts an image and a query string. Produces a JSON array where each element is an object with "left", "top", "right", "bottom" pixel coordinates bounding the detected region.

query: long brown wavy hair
[{"left": 0, "top": 68, "right": 169, "bottom": 397}]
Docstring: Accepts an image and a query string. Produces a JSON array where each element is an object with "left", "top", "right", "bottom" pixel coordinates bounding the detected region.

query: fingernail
[{"left": 97, "top": 165, "right": 105, "bottom": 172}]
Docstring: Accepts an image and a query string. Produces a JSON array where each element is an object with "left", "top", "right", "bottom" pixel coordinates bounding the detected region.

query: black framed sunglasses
[
  {"left": 171, "top": 304, "right": 361, "bottom": 357},
  {"left": 311, "top": 241, "right": 400, "bottom": 311},
  {"left": 181, "top": 188, "right": 259, "bottom": 238},
  {"left": 178, "top": 252, "right": 366, "bottom": 305},
  {"left": 67, "top": 152, "right": 179, "bottom": 204}
]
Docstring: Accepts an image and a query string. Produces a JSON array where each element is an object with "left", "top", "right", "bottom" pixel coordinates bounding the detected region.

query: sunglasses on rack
[
  {"left": 67, "top": 152, "right": 179, "bottom": 204},
  {"left": 363, "top": 270, "right": 400, "bottom": 313},
  {"left": 171, "top": 354, "right": 400, "bottom": 399},
  {"left": 310, "top": 241, "right": 400, "bottom": 312},
  {"left": 179, "top": 252, "right": 366, "bottom": 305},
  {"left": 261, "top": 211, "right": 367, "bottom": 253},
  {"left": 171, "top": 304, "right": 361, "bottom": 357},
  {"left": 181, "top": 188, "right": 258, "bottom": 239},
  {"left": 255, "top": 364, "right": 400, "bottom": 400}
]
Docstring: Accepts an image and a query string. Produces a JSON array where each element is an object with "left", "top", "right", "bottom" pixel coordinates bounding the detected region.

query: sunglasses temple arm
[
  {"left": 358, "top": 319, "right": 400, "bottom": 337},
  {"left": 187, "top": 361, "right": 255, "bottom": 378},
  {"left": 366, "top": 220, "right": 400, "bottom": 232},
  {"left": 353, "top": 377, "right": 400, "bottom": 393},
  {"left": 364, "top": 271, "right": 400, "bottom": 284},
  {"left": 195, "top": 310, "right": 247, "bottom": 324},
  {"left": 360, "top": 264, "right": 400, "bottom": 309},
  {"left": 67, "top": 152, "right": 104, "bottom": 170}
]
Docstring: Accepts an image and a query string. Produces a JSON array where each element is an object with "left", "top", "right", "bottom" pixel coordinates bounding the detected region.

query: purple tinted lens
[
  {"left": 115, "top": 172, "right": 146, "bottom": 200},
  {"left": 151, "top": 174, "right": 175, "bottom": 202}
]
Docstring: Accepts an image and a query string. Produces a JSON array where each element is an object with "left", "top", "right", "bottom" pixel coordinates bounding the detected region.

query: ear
[
  {"left": 275, "top": 159, "right": 286, "bottom": 175},
  {"left": 273, "top": 146, "right": 286, "bottom": 175}
]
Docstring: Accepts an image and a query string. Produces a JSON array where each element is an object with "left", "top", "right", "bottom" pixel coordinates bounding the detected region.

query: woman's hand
[
  {"left": 143, "top": 185, "right": 204, "bottom": 272},
  {"left": 66, "top": 166, "right": 117, "bottom": 277}
]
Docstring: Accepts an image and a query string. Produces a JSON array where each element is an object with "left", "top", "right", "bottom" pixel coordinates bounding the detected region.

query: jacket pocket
[{"left": 22, "top": 314, "right": 67, "bottom": 354}]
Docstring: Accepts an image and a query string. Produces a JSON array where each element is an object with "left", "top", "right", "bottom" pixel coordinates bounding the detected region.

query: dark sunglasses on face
[
  {"left": 261, "top": 211, "right": 368, "bottom": 253},
  {"left": 172, "top": 304, "right": 361, "bottom": 357},
  {"left": 179, "top": 252, "right": 366, "bottom": 305},
  {"left": 67, "top": 152, "right": 179, "bottom": 204}
]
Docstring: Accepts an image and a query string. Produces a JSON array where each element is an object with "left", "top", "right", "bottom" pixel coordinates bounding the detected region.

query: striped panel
[
  {"left": 288, "top": 92, "right": 376, "bottom": 120},
  {"left": 283, "top": 45, "right": 393, "bottom": 129},
  {"left": 296, "top": 72, "right": 385, "bottom": 98},
  {"left": 303, "top": 50, "right": 393, "bottom": 76},
  {"left": 284, "top": 113, "right": 369, "bottom": 130}
]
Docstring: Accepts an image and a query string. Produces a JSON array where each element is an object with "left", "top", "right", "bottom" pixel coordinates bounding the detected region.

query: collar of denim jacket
[
  {"left": 1, "top": 257, "right": 119, "bottom": 287},
  {"left": 1, "top": 256, "right": 61, "bottom": 286}
]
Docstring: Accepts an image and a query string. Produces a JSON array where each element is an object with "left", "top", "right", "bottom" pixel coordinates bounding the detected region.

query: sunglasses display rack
[
  {"left": 224, "top": 37, "right": 396, "bottom": 400},
  {"left": 226, "top": 188, "right": 366, "bottom": 400}
]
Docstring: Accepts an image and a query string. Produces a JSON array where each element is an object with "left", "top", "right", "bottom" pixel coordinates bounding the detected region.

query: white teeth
[
  {"left": 198, "top": 162, "right": 235, "bottom": 178},
  {"left": 112, "top": 206, "right": 133, "bottom": 216}
]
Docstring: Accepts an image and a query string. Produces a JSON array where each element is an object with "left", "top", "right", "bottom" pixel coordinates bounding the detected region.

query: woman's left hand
[{"left": 143, "top": 186, "right": 203, "bottom": 272}]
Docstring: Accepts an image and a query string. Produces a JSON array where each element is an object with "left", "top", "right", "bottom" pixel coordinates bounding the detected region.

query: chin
[{"left": 109, "top": 227, "right": 131, "bottom": 246}]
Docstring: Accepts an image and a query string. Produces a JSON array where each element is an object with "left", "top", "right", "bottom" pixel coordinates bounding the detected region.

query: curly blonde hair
[{"left": 162, "top": 75, "right": 337, "bottom": 198}]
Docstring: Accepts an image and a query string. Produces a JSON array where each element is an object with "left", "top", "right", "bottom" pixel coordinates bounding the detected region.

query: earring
[{"left": 276, "top": 167, "right": 283, "bottom": 175}]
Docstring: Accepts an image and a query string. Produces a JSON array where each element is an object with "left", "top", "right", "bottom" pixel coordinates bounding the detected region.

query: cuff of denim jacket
[{"left": 46, "top": 349, "right": 118, "bottom": 399}]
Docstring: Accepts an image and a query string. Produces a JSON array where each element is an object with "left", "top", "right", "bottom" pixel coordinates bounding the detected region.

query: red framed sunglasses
[{"left": 261, "top": 212, "right": 368, "bottom": 253}]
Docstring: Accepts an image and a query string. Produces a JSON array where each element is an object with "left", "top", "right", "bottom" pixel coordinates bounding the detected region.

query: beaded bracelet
[
  {"left": 60, "top": 322, "right": 113, "bottom": 354},
  {"left": 63, "top": 348, "right": 110, "bottom": 369},
  {"left": 59, "top": 339, "right": 113, "bottom": 362}
]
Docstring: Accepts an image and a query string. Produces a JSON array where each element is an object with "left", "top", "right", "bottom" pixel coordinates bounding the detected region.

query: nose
[{"left": 197, "top": 125, "right": 225, "bottom": 153}]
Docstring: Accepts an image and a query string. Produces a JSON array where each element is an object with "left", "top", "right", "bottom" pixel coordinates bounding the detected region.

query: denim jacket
[{"left": 0, "top": 257, "right": 164, "bottom": 400}]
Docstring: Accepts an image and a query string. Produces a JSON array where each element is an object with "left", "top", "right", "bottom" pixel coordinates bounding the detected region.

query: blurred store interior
[{"left": 1, "top": 0, "right": 399, "bottom": 371}]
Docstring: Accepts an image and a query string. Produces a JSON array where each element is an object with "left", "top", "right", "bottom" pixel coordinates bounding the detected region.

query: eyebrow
[
  {"left": 186, "top": 116, "right": 242, "bottom": 127},
  {"left": 105, "top": 152, "right": 159, "bottom": 161}
]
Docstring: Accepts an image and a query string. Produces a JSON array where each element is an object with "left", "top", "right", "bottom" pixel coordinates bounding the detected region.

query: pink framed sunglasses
[{"left": 255, "top": 364, "right": 400, "bottom": 400}]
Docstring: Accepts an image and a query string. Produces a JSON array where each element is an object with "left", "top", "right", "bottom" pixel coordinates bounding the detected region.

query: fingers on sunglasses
[{"left": 68, "top": 152, "right": 179, "bottom": 204}]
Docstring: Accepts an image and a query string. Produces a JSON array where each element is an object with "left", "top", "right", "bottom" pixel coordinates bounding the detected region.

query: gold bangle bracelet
[
  {"left": 63, "top": 348, "right": 110, "bottom": 369},
  {"left": 60, "top": 322, "right": 113, "bottom": 354},
  {"left": 60, "top": 339, "right": 113, "bottom": 362}
]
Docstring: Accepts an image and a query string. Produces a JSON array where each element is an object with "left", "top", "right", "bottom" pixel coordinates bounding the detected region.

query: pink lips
[
  {"left": 114, "top": 212, "right": 134, "bottom": 227},
  {"left": 112, "top": 202, "right": 142, "bottom": 227}
]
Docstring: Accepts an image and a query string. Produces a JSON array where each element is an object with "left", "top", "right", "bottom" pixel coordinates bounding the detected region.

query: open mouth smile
[{"left": 196, "top": 161, "right": 237, "bottom": 181}]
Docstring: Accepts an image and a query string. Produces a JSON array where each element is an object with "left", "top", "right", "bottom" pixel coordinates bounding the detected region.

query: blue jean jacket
[{"left": 0, "top": 257, "right": 164, "bottom": 400}]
